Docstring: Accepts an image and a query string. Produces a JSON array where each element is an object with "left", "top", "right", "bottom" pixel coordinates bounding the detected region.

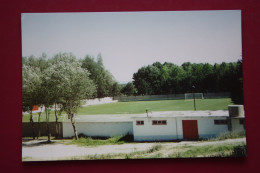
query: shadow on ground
[{"left": 22, "top": 139, "right": 56, "bottom": 147}]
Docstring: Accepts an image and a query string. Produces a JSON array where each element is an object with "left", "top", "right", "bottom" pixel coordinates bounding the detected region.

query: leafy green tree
[
  {"left": 230, "top": 60, "right": 244, "bottom": 104},
  {"left": 133, "top": 60, "right": 243, "bottom": 97},
  {"left": 121, "top": 82, "right": 137, "bottom": 96},
  {"left": 112, "top": 82, "right": 121, "bottom": 98},
  {"left": 52, "top": 53, "right": 96, "bottom": 140},
  {"left": 23, "top": 54, "right": 49, "bottom": 139},
  {"left": 81, "top": 54, "right": 116, "bottom": 98},
  {"left": 22, "top": 64, "right": 42, "bottom": 139}
]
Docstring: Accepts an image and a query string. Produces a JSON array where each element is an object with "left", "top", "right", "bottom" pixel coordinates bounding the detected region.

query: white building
[
  {"left": 62, "top": 105, "right": 245, "bottom": 141},
  {"left": 132, "top": 111, "right": 231, "bottom": 141}
]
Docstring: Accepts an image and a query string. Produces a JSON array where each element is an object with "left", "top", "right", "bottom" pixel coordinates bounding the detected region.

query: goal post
[{"left": 185, "top": 93, "right": 204, "bottom": 100}]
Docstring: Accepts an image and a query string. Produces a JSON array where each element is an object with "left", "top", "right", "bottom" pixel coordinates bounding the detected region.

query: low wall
[{"left": 82, "top": 97, "right": 118, "bottom": 106}]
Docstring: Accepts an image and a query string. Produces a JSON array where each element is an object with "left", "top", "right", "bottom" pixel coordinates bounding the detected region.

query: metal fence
[{"left": 114, "top": 92, "right": 231, "bottom": 102}]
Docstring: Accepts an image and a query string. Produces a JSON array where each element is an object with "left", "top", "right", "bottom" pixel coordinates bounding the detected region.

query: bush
[{"left": 232, "top": 145, "right": 247, "bottom": 157}]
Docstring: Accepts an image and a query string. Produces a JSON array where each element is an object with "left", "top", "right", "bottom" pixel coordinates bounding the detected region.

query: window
[
  {"left": 152, "top": 120, "right": 167, "bottom": 125},
  {"left": 136, "top": 121, "right": 144, "bottom": 125},
  {"left": 214, "top": 120, "right": 227, "bottom": 125},
  {"left": 239, "top": 119, "right": 244, "bottom": 125}
]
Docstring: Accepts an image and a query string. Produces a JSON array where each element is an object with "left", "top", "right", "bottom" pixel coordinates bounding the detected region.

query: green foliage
[
  {"left": 81, "top": 54, "right": 118, "bottom": 98},
  {"left": 68, "top": 134, "right": 134, "bottom": 146},
  {"left": 22, "top": 64, "right": 42, "bottom": 113},
  {"left": 215, "top": 131, "right": 246, "bottom": 140},
  {"left": 121, "top": 82, "right": 137, "bottom": 96},
  {"left": 168, "top": 144, "right": 246, "bottom": 158},
  {"left": 232, "top": 145, "right": 247, "bottom": 157},
  {"left": 133, "top": 60, "right": 243, "bottom": 104},
  {"left": 201, "top": 131, "right": 246, "bottom": 142}
]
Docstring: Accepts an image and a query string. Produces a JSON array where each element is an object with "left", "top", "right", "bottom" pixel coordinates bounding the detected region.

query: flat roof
[{"left": 65, "top": 110, "right": 229, "bottom": 123}]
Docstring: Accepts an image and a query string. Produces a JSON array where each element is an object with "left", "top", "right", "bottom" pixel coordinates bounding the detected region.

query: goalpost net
[{"left": 184, "top": 93, "right": 204, "bottom": 100}]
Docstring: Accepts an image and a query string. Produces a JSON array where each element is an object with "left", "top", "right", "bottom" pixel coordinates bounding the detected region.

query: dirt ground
[{"left": 22, "top": 138, "right": 246, "bottom": 161}]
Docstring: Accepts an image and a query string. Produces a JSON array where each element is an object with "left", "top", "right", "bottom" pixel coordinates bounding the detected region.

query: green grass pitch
[{"left": 22, "top": 98, "right": 232, "bottom": 122}]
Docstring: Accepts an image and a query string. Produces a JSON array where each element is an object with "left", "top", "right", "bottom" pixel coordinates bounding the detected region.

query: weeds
[
  {"left": 232, "top": 145, "right": 247, "bottom": 157},
  {"left": 68, "top": 134, "right": 134, "bottom": 147},
  {"left": 202, "top": 131, "right": 246, "bottom": 142},
  {"left": 168, "top": 143, "right": 246, "bottom": 158},
  {"left": 148, "top": 144, "right": 162, "bottom": 153}
]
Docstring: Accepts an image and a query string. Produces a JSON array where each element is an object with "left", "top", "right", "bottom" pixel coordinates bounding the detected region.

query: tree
[
  {"left": 230, "top": 60, "right": 244, "bottom": 104},
  {"left": 22, "top": 64, "right": 42, "bottom": 139},
  {"left": 23, "top": 54, "right": 49, "bottom": 139},
  {"left": 53, "top": 53, "right": 96, "bottom": 140},
  {"left": 121, "top": 82, "right": 137, "bottom": 96},
  {"left": 132, "top": 60, "right": 243, "bottom": 96},
  {"left": 81, "top": 54, "right": 116, "bottom": 98},
  {"left": 112, "top": 82, "right": 121, "bottom": 98}
]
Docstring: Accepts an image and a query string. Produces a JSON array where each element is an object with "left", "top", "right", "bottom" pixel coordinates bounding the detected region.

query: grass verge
[
  {"left": 55, "top": 142, "right": 246, "bottom": 160},
  {"left": 202, "top": 131, "right": 246, "bottom": 141},
  {"left": 67, "top": 134, "right": 134, "bottom": 147},
  {"left": 168, "top": 143, "right": 247, "bottom": 158}
]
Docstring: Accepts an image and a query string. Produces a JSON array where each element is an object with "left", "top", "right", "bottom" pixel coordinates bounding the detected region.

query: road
[{"left": 22, "top": 138, "right": 246, "bottom": 161}]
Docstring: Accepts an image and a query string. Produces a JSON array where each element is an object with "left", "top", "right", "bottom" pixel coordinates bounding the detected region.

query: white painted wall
[
  {"left": 231, "top": 119, "right": 245, "bottom": 133},
  {"left": 133, "top": 117, "right": 177, "bottom": 141},
  {"left": 63, "top": 122, "right": 133, "bottom": 138},
  {"left": 132, "top": 117, "right": 229, "bottom": 141},
  {"left": 179, "top": 117, "right": 229, "bottom": 139},
  {"left": 63, "top": 116, "right": 233, "bottom": 141}
]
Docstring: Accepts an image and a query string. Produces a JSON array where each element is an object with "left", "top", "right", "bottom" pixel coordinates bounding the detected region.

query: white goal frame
[{"left": 185, "top": 93, "right": 204, "bottom": 100}]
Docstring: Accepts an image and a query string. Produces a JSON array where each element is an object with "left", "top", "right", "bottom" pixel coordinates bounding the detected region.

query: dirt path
[{"left": 22, "top": 138, "right": 246, "bottom": 161}]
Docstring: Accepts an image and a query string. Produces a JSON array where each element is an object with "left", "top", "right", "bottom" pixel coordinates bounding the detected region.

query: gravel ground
[{"left": 22, "top": 138, "right": 246, "bottom": 161}]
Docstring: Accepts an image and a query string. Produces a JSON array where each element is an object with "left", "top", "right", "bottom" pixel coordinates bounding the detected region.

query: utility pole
[{"left": 192, "top": 85, "right": 196, "bottom": 111}]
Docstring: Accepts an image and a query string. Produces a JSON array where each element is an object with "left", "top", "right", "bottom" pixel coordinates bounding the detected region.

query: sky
[{"left": 21, "top": 11, "right": 242, "bottom": 83}]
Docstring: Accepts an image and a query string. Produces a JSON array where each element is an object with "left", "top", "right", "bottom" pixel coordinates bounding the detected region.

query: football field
[
  {"left": 22, "top": 98, "right": 232, "bottom": 122},
  {"left": 77, "top": 98, "right": 232, "bottom": 115}
]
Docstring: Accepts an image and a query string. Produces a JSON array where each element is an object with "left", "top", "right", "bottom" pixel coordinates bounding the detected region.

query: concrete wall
[
  {"left": 133, "top": 117, "right": 178, "bottom": 141},
  {"left": 133, "top": 117, "right": 229, "bottom": 141},
  {"left": 231, "top": 119, "right": 245, "bottom": 133},
  {"left": 82, "top": 97, "right": 117, "bottom": 106},
  {"left": 63, "top": 122, "right": 133, "bottom": 138}
]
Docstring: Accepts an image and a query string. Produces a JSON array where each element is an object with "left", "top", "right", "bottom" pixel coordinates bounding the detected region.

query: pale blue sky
[{"left": 22, "top": 11, "right": 242, "bottom": 83}]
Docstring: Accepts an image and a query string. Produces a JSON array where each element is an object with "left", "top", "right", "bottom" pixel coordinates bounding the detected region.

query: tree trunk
[
  {"left": 70, "top": 113, "right": 78, "bottom": 140},
  {"left": 37, "top": 112, "right": 41, "bottom": 139},
  {"left": 30, "top": 110, "right": 35, "bottom": 140},
  {"left": 46, "top": 109, "right": 51, "bottom": 142},
  {"left": 54, "top": 103, "right": 59, "bottom": 139}
]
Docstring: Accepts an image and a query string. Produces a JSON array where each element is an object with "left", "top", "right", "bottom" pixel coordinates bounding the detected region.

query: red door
[{"left": 182, "top": 120, "right": 199, "bottom": 140}]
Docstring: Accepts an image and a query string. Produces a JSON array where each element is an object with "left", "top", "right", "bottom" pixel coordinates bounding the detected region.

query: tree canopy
[
  {"left": 132, "top": 60, "right": 243, "bottom": 104},
  {"left": 22, "top": 53, "right": 120, "bottom": 140},
  {"left": 81, "top": 54, "right": 120, "bottom": 98}
]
